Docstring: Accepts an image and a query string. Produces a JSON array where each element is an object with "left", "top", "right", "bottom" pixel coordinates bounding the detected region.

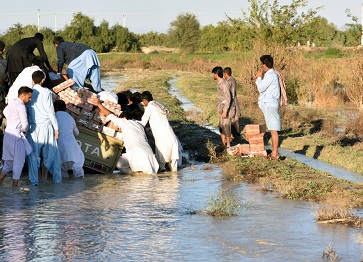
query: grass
[
  {"left": 314, "top": 203, "right": 363, "bottom": 228},
  {"left": 205, "top": 191, "right": 252, "bottom": 217},
  {"left": 322, "top": 244, "right": 339, "bottom": 262},
  {"left": 220, "top": 156, "right": 363, "bottom": 206}
]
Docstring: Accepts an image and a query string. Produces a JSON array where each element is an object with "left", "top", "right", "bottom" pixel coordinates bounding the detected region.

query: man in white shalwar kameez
[
  {"left": 6, "top": 59, "right": 42, "bottom": 103},
  {"left": 54, "top": 100, "right": 85, "bottom": 178},
  {"left": 0, "top": 86, "right": 33, "bottom": 187},
  {"left": 26, "top": 71, "right": 62, "bottom": 185},
  {"left": 91, "top": 97, "right": 159, "bottom": 175},
  {"left": 139, "top": 91, "right": 182, "bottom": 172}
]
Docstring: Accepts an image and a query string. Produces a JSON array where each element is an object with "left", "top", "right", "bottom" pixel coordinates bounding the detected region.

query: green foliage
[
  {"left": 138, "top": 31, "right": 167, "bottom": 47},
  {"left": 324, "top": 47, "right": 342, "bottom": 57},
  {"left": 299, "top": 16, "right": 340, "bottom": 47},
  {"left": 205, "top": 191, "right": 247, "bottom": 217},
  {"left": 239, "top": 0, "right": 318, "bottom": 47},
  {"left": 167, "top": 13, "right": 201, "bottom": 53},
  {"left": 63, "top": 12, "right": 96, "bottom": 44}
]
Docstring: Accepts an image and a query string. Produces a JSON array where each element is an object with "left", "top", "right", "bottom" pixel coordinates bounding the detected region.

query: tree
[
  {"left": 167, "top": 13, "right": 201, "bottom": 53},
  {"left": 92, "top": 20, "right": 113, "bottom": 52},
  {"left": 63, "top": 13, "right": 96, "bottom": 45},
  {"left": 344, "top": 9, "right": 362, "bottom": 46},
  {"left": 239, "top": 0, "right": 318, "bottom": 47},
  {"left": 299, "top": 16, "right": 339, "bottom": 46},
  {"left": 138, "top": 31, "right": 167, "bottom": 47},
  {"left": 111, "top": 24, "right": 132, "bottom": 52}
]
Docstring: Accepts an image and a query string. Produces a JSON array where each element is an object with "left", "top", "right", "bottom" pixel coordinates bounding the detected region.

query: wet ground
[{"left": 0, "top": 75, "right": 362, "bottom": 261}]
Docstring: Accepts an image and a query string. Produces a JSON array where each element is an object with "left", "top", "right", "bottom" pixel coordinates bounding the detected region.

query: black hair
[
  {"left": 123, "top": 90, "right": 133, "bottom": 100},
  {"left": 120, "top": 111, "right": 132, "bottom": 120},
  {"left": 260, "top": 55, "right": 274, "bottom": 69},
  {"left": 130, "top": 92, "right": 141, "bottom": 104},
  {"left": 116, "top": 92, "right": 128, "bottom": 105},
  {"left": 54, "top": 100, "right": 66, "bottom": 112},
  {"left": 34, "top": 33, "right": 44, "bottom": 41},
  {"left": 223, "top": 67, "right": 232, "bottom": 76},
  {"left": 32, "top": 70, "right": 45, "bottom": 84},
  {"left": 0, "top": 41, "right": 5, "bottom": 51},
  {"left": 53, "top": 36, "right": 65, "bottom": 45},
  {"left": 18, "top": 86, "right": 33, "bottom": 96},
  {"left": 31, "top": 56, "right": 43, "bottom": 67},
  {"left": 211, "top": 66, "right": 223, "bottom": 78},
  {"left": 140, "top": 91, "right": 153, "bottom": 102},
  {"left": 131, "top": 108, "right": 143, "bottom": 121}
]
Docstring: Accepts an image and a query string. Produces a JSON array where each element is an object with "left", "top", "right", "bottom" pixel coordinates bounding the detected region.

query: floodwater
[
  {"left": 1, "top": 76, "right": 361, "bottom": 261},
  {"left": 0, "top": 165, "right": 362, "bottom": 261}
]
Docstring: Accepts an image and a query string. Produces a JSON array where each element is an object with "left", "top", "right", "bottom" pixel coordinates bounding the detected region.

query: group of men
[
  {"left": 0, "top": 33, "right": 102, "bottom": 94},
  {"left": 92, "top": 90, "right": 182, "bottom": 175},
  {"left": 0, "top": 33, "right": 183, "bottom": 186},
  {"left": 212, "top": 54, "right": 282, "bottom": 159}
]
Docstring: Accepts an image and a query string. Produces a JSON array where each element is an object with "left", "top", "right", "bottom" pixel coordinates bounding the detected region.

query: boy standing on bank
[{"left": 212, "top": 66, "right": 232, "bottom": 149}]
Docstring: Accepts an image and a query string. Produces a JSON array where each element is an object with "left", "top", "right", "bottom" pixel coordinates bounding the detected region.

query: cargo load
[{"left": 52, "top": 79, "right": 124, "bottom": 173}]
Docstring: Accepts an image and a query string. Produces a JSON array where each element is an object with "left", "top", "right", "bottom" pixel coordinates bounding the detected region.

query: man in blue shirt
[{"left": 53, "top": 36, "right": 102, "bottom": 93}]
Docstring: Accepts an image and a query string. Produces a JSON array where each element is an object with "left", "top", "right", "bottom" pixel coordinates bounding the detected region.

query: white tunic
[
  {"left": 55, "top": 111, "right": 84, "bottom": 166},
  {"left": 2, "top": 98, "right": 32, "bottom": 179},
  {"left": 6, "top": 65, "right": 41, "bottom": 103},
  {"left": 139, "top": 101, "right": 182, "bottom": 167},
  {"left": 107, "top": 114, "right": 159, "bottom": 175}
]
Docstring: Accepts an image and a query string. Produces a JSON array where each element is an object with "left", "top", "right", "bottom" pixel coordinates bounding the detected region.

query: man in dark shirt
[
  {"left": 6, "top": 33, "right": 53, "bottom": 85},
  {"left": 53, "top": 36, "right": 102, "bottom": 93}
]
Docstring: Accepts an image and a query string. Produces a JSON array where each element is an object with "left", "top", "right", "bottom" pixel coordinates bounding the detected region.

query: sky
[{"left": 0, "top": 0, "right": 362, "bottom": 34}]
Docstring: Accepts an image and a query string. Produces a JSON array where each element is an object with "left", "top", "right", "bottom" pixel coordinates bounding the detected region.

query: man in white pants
[{"left": 0, "top": 86, "right": 33, "bottom": 186}]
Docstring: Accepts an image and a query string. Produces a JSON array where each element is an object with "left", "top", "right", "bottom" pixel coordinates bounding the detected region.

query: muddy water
[
  {"left": 0, "top": 164, "right": 362, "bottom": 261},
  {"left": 1, "top": 76, "right": 358, "bottom": 260}
]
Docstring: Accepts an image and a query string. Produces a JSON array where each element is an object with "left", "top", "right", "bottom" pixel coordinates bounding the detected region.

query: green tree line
[{"left": 0, "top": 0, "right": 361, "bottom": 54}]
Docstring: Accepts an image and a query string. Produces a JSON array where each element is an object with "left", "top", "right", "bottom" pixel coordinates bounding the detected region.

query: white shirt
[
  {"left": 6, "top": 65, "right": 41, "bottom": 103},
  {"left": 256, "top": 68, "right": 280, "bottom": 104}
]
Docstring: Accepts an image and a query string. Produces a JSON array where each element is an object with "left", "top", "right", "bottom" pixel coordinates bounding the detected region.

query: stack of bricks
[
  {"left": 240, "top": 124, "right": 267, "bottom": 157},
  {"left": 52, "top": 80, "right": 123, "bottom": 140}
]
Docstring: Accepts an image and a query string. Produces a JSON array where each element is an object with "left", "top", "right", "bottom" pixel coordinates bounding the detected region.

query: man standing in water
[
  {"left": 223, "top": 67, "right": 241, "bottom": 140},
  {"left": 0, "top": 86, "right": 33, "bottom": 186},
  {"left": 139, "top": 91, "right": 182, "bottom": 172},
  {"left": 212, "top": 66, "right": 232, "bottom": 149},
  {"left": 26, "top": 70, "right": 61, "bottom": 185},
  {"left": 255, "top": 55, "right": 281, "bottom": 160}
]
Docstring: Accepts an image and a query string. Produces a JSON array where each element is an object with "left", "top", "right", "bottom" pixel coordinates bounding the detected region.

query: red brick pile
[
  {"left": 52, "top": 80, "right": 123, "bottom": 139},
  {"left": 227, "top": 124, "right": 267, "bottom": 157}
]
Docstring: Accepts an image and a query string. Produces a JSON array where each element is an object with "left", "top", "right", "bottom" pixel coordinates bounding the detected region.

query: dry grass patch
[{"left": 314, "top": 203, "right": 363, "bottom": 228}]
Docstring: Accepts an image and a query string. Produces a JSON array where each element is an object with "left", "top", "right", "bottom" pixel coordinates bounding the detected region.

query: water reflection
[{"left": 0, "top": 163, "right": 361, "bottom": 260}]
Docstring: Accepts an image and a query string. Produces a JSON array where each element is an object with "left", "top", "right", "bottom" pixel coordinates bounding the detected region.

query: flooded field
[
  {"left": 0, "top": 75, "right": 361, "bottom": 261},
  {"left": 0, "top": 163, "right": 362, "bottom": 261}
]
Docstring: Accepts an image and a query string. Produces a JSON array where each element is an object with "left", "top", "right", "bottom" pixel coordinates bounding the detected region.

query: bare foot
[
  {"left": 12, "top": 180, "right": 19, "bottom": 187},
  {"left": 0, "top": 173, "right": 6, "bottom": 185}
]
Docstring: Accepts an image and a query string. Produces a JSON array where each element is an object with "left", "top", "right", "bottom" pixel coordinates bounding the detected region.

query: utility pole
[
  {"left": 123, "top": 14, "right": 126, "bottom": 27},
  {"left": 37, "top": 9, "right": 40, "bottom": 32}
]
